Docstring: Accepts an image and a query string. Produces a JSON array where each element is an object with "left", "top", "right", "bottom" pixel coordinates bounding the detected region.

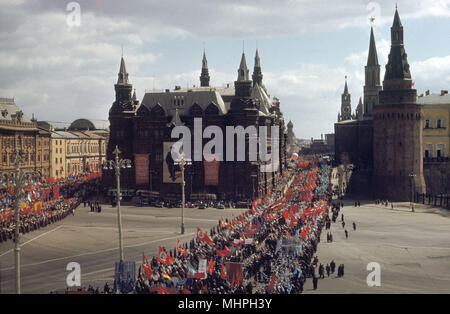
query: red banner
[
  {"left": 134, "top": 154, "right": 150, "bottom": 185},
  {"left": 204, "top": 154, "right": 219, "bottom": 186},
  {"left": 226, "top": 262, "right": 243, "bottom": 288}
]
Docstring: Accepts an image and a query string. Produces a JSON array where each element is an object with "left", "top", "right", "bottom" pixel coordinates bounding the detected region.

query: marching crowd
[
  {"left": 126, "top": 160, "right": 347, "bottom": 294},
  {"left": 0, "top": 176, "right": 101, "bottom": 243}
]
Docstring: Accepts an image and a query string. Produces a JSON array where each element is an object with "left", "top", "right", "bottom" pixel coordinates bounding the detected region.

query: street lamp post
[
  {"left": 0, "top": 151, "right": 40, "bottom": 294},
  {"left": 251, "top": 174, "right": 257, "bottom": 200},
  {"left": 103, "top": 145, "right": 132, "bottom": 262},
  {"left": 409, "top": 172, "right": 416, "bottom": 212},
  {"left": 174, "top": 156, "right": 191, "bottom": 235}
]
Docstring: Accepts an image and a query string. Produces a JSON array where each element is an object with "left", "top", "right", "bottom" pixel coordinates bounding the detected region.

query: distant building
[
  {"left": 38, "top": 119, "right": 109, "bottom": 178},
  {"left": 333, "top": 7, "right": 429, "bottom": 200},
  {"left": 104, "top": 50, "right": 288, "bottom": 200},
  {"left": 334, "top": 26, "right": 377, "bottom": 168},
  {"left": 0, "top": 97, "right": 51, "bottom": 178},
  {"left": 300, "top": 134, "right": 334, "bottom": 156},
  {"left": 418, "top": 91, "right": 450, "bottom": 158},
  {"left": 286, "top": 120, "right": 298, "bottom": 152},
  {"left": 417, "top": 90, "right": 450, "bottom": 195}
]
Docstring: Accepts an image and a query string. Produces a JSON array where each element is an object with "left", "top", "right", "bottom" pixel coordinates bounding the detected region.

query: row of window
[
  {"left": 1, "top": 152, "right": 43, "bottom": 164},
  {"left": 67, "top": 142, "right": 105, "bottom": 154},
  {"left": 424, "top": 118, "right": 446, "bottom": 129},
  {"left": 424, "top": 143, "right": 447, "bottom": 158}
]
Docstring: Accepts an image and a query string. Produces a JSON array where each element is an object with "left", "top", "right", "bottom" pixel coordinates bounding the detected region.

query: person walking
[
  {"left": 345, "top": 229, "right": 348, "bottom": 239},
  {"left": 353, "top": 222, "right": 356, "bottom": 231},
  {"left": 326, "top": 264, "right": 330, "bottom": 277},
  {"left": 312, "top": 276, "right": 318, "bottom": 290}
]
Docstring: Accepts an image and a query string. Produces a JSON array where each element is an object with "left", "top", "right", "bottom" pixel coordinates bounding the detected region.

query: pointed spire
[
  {"left": 255, "top": 48, "right": 261, "bottom": 68},
  {"left": 117, "top": 55, "right": 129, "bottom": 85},
  {"left": 252, "top": 48, "right": 263, "bottom": 86},
  {"left": 384, "top": 6, "right": 411, "bottom": 88},
  {"left": 132, "top": 89, "right": 137, "bottom": 101},
  {"left": 390, "top": 5, "right": 404, "bottom": 47},
  {"left": 344, "top": 76, "right": 349, "bottom": 95},
  {"left": 367, "top": 26, "right": 379, "bottom": 66},
  {"left": 200, "top": 49, "right": 210, "bottom": 87},
  {"left": 202, "top": 50, "right": 208, "bottom": 69},
  {"left": 393, "top": 6, "right": 402, "bottom": 27},
  {"left": 237, "top": 51, "right": 250, "bottom": 82}
]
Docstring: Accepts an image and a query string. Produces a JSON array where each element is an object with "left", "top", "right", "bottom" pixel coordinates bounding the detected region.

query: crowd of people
[
  {"left": 122, "top": 160, "right": 347, "bottom": 294},
  {"left": 0, "top": 175, "right": 101, "bottom": 243}
]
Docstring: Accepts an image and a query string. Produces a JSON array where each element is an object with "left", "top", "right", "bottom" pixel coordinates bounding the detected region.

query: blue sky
[{"left": 1, "top": 0, "right": 449, "bottom": 139}]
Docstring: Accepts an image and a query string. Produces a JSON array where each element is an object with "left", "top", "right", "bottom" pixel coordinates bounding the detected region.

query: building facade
[
  {"left": 417, "top": 90, "right": 450, "bottom": 195},
  {"left": 334, "top": 25, "right": 378, "bottom": 168},
  {"left": 0, "top": 97, "right": 51, "bottom": 178},
  {"left": 38, "top": 119, "right": 109, "bottom": 178},
  {"left": 104, "top": 50, "right": 288, "bottom": 201}
]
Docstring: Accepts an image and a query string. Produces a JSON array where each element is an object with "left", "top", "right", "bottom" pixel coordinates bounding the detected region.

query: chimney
[
  {"left": 174, "top": 85, "right": 181, "bottom": 91},
  {"left": 441, "top": 90, "right": 448, "bottom": 96},
  {"left": 165, "top": 89, "right": 170, "bottom": 93},
  {"left": 425, "top": 90, "right": 430, "bottom": 96}
]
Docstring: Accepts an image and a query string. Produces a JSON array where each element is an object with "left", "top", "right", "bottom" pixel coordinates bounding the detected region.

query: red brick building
[{"left": 103, "top": 50, "right": 288, "bottom": 201}]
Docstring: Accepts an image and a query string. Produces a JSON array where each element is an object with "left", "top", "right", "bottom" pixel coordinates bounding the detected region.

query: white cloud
[
  {"left": 412, "top": 55, "right": 450, "bottom": 93},
  {"left": 1, "top": 0, "right": 449, "bottom": 140}
]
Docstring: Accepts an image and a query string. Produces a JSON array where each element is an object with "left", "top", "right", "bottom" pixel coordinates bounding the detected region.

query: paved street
[
  {"left": 0, "top": 204, "right": 246, "bottom": 294},
  {"left": 2, "top": 191, "right": 450, "bottom": 294},
  {"left": 304, "top": 200, "right": 450, "bottom": 293}
]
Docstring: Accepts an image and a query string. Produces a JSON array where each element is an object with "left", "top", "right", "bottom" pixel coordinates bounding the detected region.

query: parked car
[
  {"left": 198, "top": 203, "right": 206, "bottom": 210},
  {"left": 216, "top": 203, "right": 225, "bottom": 209}
]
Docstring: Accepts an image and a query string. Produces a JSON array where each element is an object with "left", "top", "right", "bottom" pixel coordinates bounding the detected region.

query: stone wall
[{"left": 423, "top": 158, "right": 450, "bottom": 195}]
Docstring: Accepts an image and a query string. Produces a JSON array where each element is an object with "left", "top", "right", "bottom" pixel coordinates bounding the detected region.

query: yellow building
[
  {"left": 0, "top": 98, "right": 51, "bottom": 178},
  {"left": 66, "top": 131, "right": 107, "bottom": 175},
  {"left": 38, "top": 119, "right": 109, "bottom": 178},
  {"left": 417, "top": 90, "right": 450, "bottom": 158}
]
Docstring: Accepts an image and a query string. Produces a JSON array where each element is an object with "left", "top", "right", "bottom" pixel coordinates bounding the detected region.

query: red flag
[
  {"left": 157, "top": 247, "right": 174, "bottom": 265},
  {"left": 301, "top": 230, "right": 306, "bottom": 239},
  {"left": 207, "top": 258, "right": 215, "bottom": 275},
  {"left": 142, "top": 253, "right": 153, "bottom": 279},
  {"left": 216, "top": 246, "right": 232, "bottom": 257},
  {"left": 270, "top": 273, "right": 277, "bottom": 292},
  {"left": 176, "top": 239, "right": 187, "bottom": 257},
  {"left": 197, "top": 228, "right": 213, "bottom": 245},
  {"left": 220, "top": 264, "right": 227, "bottom": 280},
  {"left": 220, "top": 218, "right": 234, "bottom": 229}
]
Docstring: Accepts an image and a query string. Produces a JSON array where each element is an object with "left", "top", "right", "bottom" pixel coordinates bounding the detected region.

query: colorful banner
[
  {"left": 134, "top": 154, "right": 150, "bottom": 185},
  {"left": 204, "top": 154, "right": 219, "bottom": 186}
]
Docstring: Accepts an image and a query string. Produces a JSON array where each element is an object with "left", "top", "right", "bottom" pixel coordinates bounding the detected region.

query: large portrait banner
[
  {"left": 134, "top": 154, "right": 150, "bottom": 185},
  {"left": 163, "top": 142, "right": 182, "bottom": 183},
  {"left": 204, "top": 154, "right": 219, "bottom": 186}
]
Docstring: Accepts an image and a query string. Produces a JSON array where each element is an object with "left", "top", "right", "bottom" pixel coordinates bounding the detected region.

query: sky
[{"left": 0, "top": 0, "right": 449, "bottom": 139}]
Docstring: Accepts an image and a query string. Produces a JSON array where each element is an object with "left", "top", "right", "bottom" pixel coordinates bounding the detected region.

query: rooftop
[{"left": 417, "top": 91, "right": 450, "bottom": 105}]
